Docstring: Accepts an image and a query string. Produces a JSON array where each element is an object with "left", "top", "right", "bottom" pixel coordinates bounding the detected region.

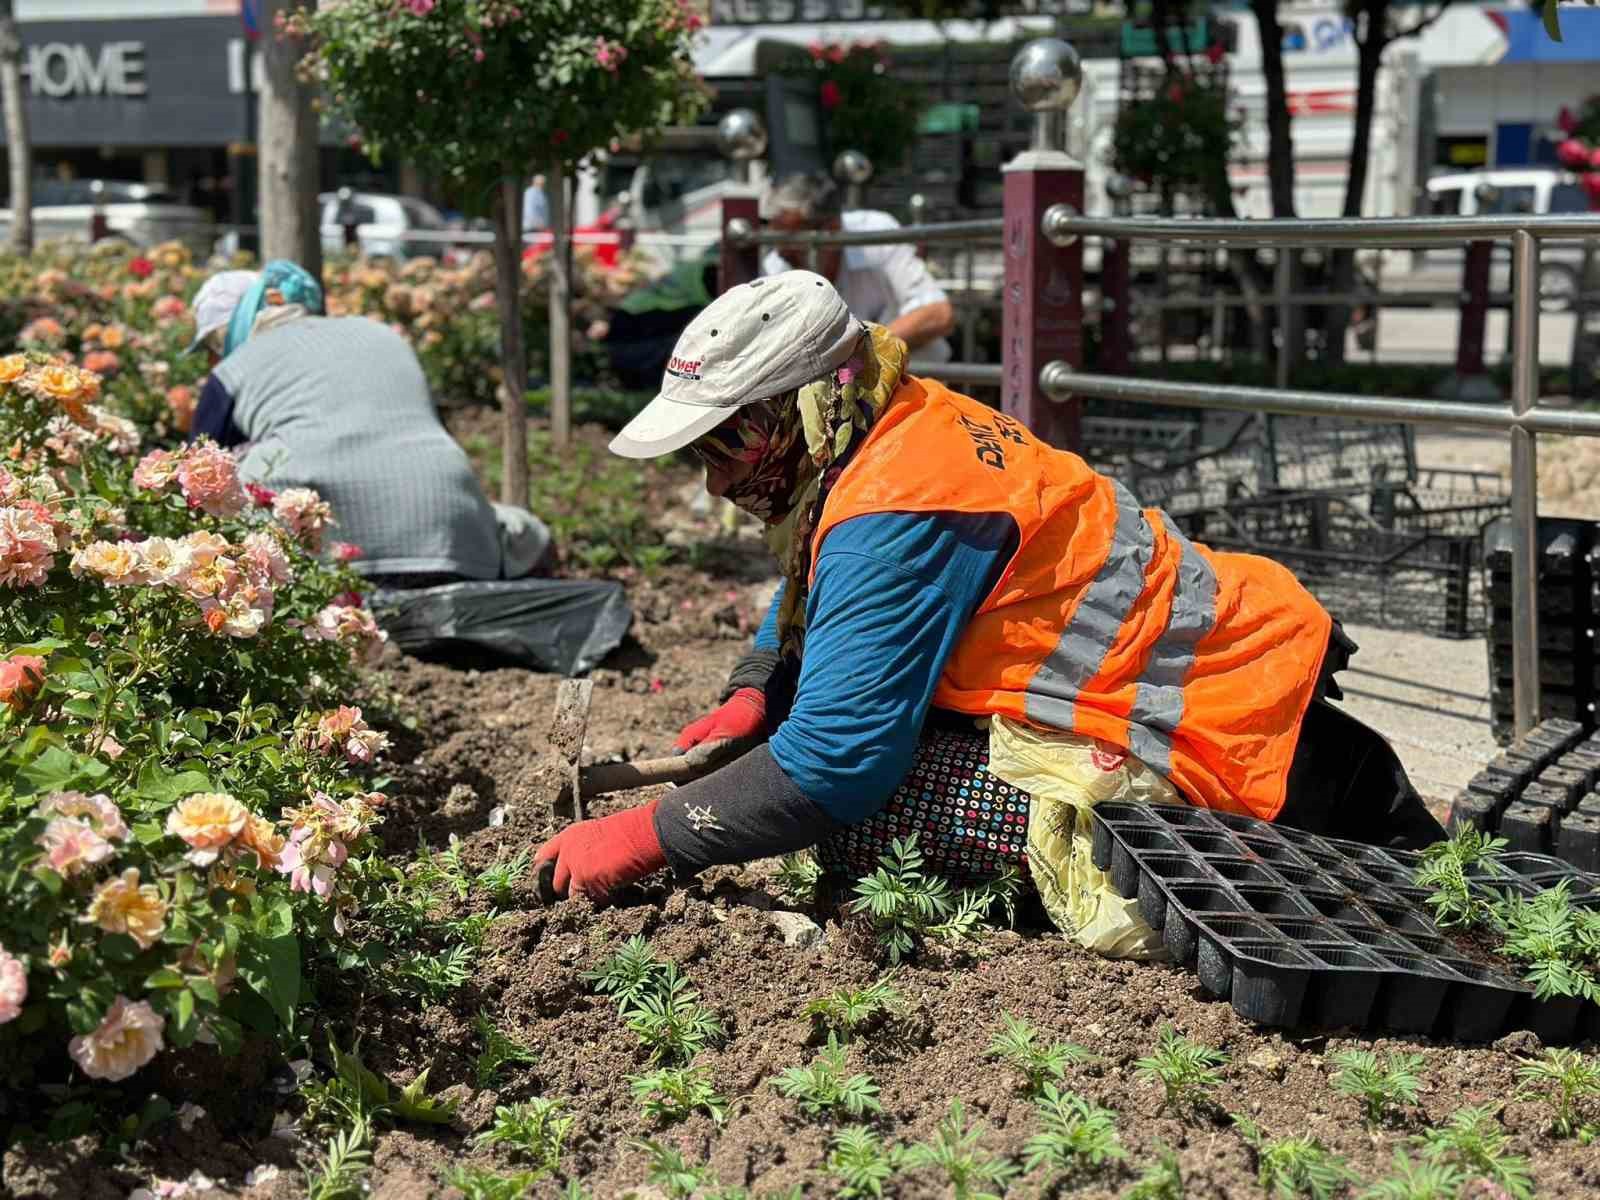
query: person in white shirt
[
  {"left": 760, "top": 172, "right": 956, "bottom": 364},
  {"left": 522, "top": 174, "right": 549, "bottom": 232}
]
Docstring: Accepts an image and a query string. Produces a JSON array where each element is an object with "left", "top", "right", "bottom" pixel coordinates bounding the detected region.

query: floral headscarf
[{"left": 695, "top": 323, "right": 908, "bottom": 657}]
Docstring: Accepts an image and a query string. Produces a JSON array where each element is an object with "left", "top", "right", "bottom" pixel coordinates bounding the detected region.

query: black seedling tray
[
  {"left": 1449, "top": 718, "right": 1600, "bottom": 871},
  {"left": 1090, "top": 800, "right": 1600, "bottom": 1042}
]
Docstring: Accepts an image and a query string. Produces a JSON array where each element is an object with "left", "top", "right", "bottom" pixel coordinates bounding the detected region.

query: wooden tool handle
[{"left": 579, "top": 755, "right": 706, "bottom": 797}]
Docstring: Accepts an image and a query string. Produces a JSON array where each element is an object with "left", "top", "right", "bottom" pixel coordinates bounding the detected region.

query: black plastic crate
[{"left": 1090, "top": 799, "right": 1600, "bottom": 1040}]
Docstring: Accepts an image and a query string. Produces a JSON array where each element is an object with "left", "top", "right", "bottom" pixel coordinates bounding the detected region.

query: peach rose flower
[
  {"left": 84, "top": 868, "right": 168, "bottom": 949},
  {"left": 68, "top": 994, "right": 165, "bottom": 1081},
  {"left": 165, "top": 792, "right": 248, "bottom": 866}
]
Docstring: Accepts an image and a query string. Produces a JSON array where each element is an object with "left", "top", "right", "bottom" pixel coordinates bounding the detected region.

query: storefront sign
[
  {"left": 23, "top": 41, "right": 146, "bottom": 98},
  {"left": 4, "top": 16, "right": 340, "bottom": 148}
]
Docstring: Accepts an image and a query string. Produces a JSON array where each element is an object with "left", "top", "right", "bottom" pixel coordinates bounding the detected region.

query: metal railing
[{"left": 1040, "top": 210, "right": 1600, "bottom": 738}]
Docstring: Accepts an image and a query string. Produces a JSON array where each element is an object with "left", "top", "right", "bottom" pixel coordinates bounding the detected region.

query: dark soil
[{"left": 5, "top": 424, "right": 1598, "bottom": 1199}]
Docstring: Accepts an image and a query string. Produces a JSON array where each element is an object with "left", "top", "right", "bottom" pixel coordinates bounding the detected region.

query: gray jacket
[{"left": 211, "top": 316, "right": 505, "bottom": 580}]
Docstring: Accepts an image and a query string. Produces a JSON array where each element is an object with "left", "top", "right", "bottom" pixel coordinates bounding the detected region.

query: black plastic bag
[{"left": 369, "top": 577, "right": 632, "bottom": 676}]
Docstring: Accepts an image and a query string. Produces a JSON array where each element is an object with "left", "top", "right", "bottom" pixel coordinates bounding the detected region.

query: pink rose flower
[
  {"left": 272, "top": 487, "right": 335, "bottom": 552},
  {"left": 132, "top": 448, "right": 180, "bottom": 492},
  {"left": 0, "top": 505, "right": 58, "bottom": 588},
  {"left": 0, "top": 653, "right": 47, "bottom": 712},
  {"left": 0, "top": 944, "right": 25, "bottom": 1024},
  {"left": 176, "top": 444, "right": 247, "bottom": 517},
  {"left": 38, "top": 790, "right": 129, "bottom": 842},
  {"left": 36, "top": 817, "right": 116, "bottom": 877}
]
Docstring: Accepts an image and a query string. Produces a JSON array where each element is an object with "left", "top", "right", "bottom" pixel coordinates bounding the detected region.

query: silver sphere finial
[
  {"left": 1010, "top": 38, "right": 1082, "bottom": 113},
  {"left": 717, "top": 109, "right": 768, "bottom": 161},
  {"left": 1106, "top": 173, "right": 1134, "bottom": 201},
  {"left": 833, "top": 149, "right": 873, "bottom": 186}
]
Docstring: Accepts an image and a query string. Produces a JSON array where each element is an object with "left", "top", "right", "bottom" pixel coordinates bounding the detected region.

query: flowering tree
[
  {"left": 1555, "top": 95, "right": 1600, "bottom": 211},
  {"left": 786, "top": 41, "right": 921, "bottom": 175},
  {"left": 295, "top": 0, "right": 708, "bottom": 497}
]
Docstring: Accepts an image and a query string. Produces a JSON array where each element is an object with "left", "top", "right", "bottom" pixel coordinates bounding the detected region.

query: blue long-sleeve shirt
[
  {"left": 651, "top": 508, "right": 1018, "bottom": 876},
  {"left": 763, "top": 510, "right": 1016, "bottom": 824}
]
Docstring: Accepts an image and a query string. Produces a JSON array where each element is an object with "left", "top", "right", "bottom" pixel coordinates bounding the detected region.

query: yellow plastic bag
[{"left": 986, "top": 715, "right": 1183, "bottom": 960}]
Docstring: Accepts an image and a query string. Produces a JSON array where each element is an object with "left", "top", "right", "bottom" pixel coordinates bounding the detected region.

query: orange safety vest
[{"left": 811, "top": 376, "right": 1332, "bottom": 821}]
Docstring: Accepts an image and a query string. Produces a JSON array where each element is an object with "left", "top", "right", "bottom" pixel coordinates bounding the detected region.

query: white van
[{"left": 1421, "top": 169, "right": 1594, "bottom": 311}]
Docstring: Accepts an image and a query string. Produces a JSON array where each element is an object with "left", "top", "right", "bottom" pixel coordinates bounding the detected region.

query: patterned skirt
[{"left": 814, "top": 720, "right": 1032, "bottom": 885}]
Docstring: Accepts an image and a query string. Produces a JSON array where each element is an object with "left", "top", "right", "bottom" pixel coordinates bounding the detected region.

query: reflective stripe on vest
[
  {"left": 1124, "top": 517, "right": 1219, "bottom": 775},
  {"left": 1024, "top": 480, "right": 1156, "bottom": 732},
  {"left": 1022, "top": 482, "right": 1223, "bottom": 775}
]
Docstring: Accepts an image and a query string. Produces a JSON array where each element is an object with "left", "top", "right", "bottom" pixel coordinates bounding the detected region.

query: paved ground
[
  {"left": 1339, "top": 429, "right": 1525, "bottom": 811},
  {"left": 1337, "top": 621, "right": 1494, "bottom": 810}
]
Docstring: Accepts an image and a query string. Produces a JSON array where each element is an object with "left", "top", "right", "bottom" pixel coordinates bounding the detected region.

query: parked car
[
  {"left": 320, "top": 191, "right": 451, "bottom": 261},
  {"left": 1419, "top": 169, "right": 1595, "bottom": 312},
  {"left": 0, "top": 179, "right": 215, "bottom": 256}
]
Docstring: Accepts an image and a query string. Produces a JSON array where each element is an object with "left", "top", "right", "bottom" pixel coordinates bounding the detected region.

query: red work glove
[
  {"left": 534, "top": 800, "right": 667, "bottom": 901},
  {"left": 673, "top": 687, "right": 766, "bottom": 753}
]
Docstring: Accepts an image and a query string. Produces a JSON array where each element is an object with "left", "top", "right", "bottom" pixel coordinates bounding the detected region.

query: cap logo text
[{"left": 666, "top": 356, "right": 703, "bottom": 381}]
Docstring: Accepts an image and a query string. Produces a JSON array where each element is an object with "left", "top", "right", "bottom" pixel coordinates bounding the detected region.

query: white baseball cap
[
  {"left": 609, "top": 270, "right": 860, "bottom": 459},
  {"left": 186, "top": 269, "right": 260, "bottom": 354}
]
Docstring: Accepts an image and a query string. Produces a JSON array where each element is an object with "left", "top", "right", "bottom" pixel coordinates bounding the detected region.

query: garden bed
[{"left": 7, "top": 545, "right": 1600, "bottom": 1197}]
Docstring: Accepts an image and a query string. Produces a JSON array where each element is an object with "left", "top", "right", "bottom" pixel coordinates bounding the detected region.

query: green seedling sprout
[
  {"left": 1515, "top": 1047, "right": 1600, "bottom": 1138},
  {"left": 474, "top": 1011, "right": 539, "bottom": 1089},
  {"left": 633, "top": 1138, "right": 715, "bottom": 1200},
  {"left": 775, "top": 852, "right": 823, "bottom": 905},
  {"left": 474, "top": 1099, "right": 572, "bottom": 1177},
  {"left": 1410, "top": 1104, "right": 1532, "bottom": 1200},
  {"left": 902, "top": 1098, "right": 1021, "bottom": 1200},
  {"left": 986, "top": 1012, "right": 1097, "bottom": 1096},
  {"left": 803, "top": 974, "right": 904, "bottom": 1041},
  {"left": 1134, "top": 1026, "right": 1229, "bottom": 1113},
  {"left": 476, "top": 846, "right": 532, "bottom": 902},
  {"left": 826, "top": 1126, "right": 907, "bottom": 1199},
  {"left": 629, "top": 1065, "right": 730, "bottom": 1125},
  {"left": 1123, "top": 1146, "right": 1185, "bottom": 1200},
  {"left": 622, "top": 963, "right": 727, "bottom": 1065},
  {"left": 1235, "top": 1115, "right": 1356, "bottom": 1200},
  {"left": 438, "top": 1164, "right": 538, "bottom": 1200},
  {"left": 1328, "top": 1049, "right": 1424, "bottom": 1126},
  {"left": 772, "top": 1033, "right": 884, "bottom": 1120},
  {"left": 1358, "top": 1150, "right": 1465, "bottom": 1200},
  {"left": 1022, "top": 1083, "right": 1125, "bottom": 1181},
  {"left": 1414, "top": 828, "right": 1506, "bottom": 928},
  {"left": 583, "top": 934, "right": 670, "bottom": 1010}
]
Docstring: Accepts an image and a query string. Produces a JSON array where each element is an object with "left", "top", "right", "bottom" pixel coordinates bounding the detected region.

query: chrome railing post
[{"left": 1509, "top": 229, "right": 1543, "bottom": 737}]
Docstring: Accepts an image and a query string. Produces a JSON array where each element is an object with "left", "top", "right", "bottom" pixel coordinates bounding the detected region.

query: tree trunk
[
  {"left": 1250, "top": 0, "right": 1306, "bottom": 372},
  {"left": 0, "top": 0, "right": 32, "bottom": 255},
  {"left": 1325, "top": 0, "right": 1387, "bottom": 366},
  {"left": 547, "top": 159, "right": 572, "bottom": 449},
  {"left": 258, "top": 0, "right": 321, "bottom": 276},
  {"left": 493, "top": 173, "right": 530, "bottom": 506}
]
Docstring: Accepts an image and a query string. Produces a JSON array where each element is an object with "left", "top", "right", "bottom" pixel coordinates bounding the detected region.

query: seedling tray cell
[{"left": 1090, "top": 800, "right": 1600, "bottom": 1039}]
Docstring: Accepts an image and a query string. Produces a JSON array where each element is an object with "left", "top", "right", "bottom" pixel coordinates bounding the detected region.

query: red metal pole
[
  {"left": 1456, "top": 239, "right": 1492, "bottom": 379},
  {"left": 1101, "top": 237, "right": 1132, "bottom": 374},
  {"left": 719, "top": 195, "right": 760, "bottom": 293},
  {"left": 1003, "top": 159, "right": 1083, "bottom": 450}
]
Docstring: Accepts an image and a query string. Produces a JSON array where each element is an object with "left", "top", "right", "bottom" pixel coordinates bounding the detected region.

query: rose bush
[
  {"left": 0, "top": 343, "right": 390, "bottom": 1129},
  {"left": 0, "top": 239, "right": 648, "bottom": 412}
]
